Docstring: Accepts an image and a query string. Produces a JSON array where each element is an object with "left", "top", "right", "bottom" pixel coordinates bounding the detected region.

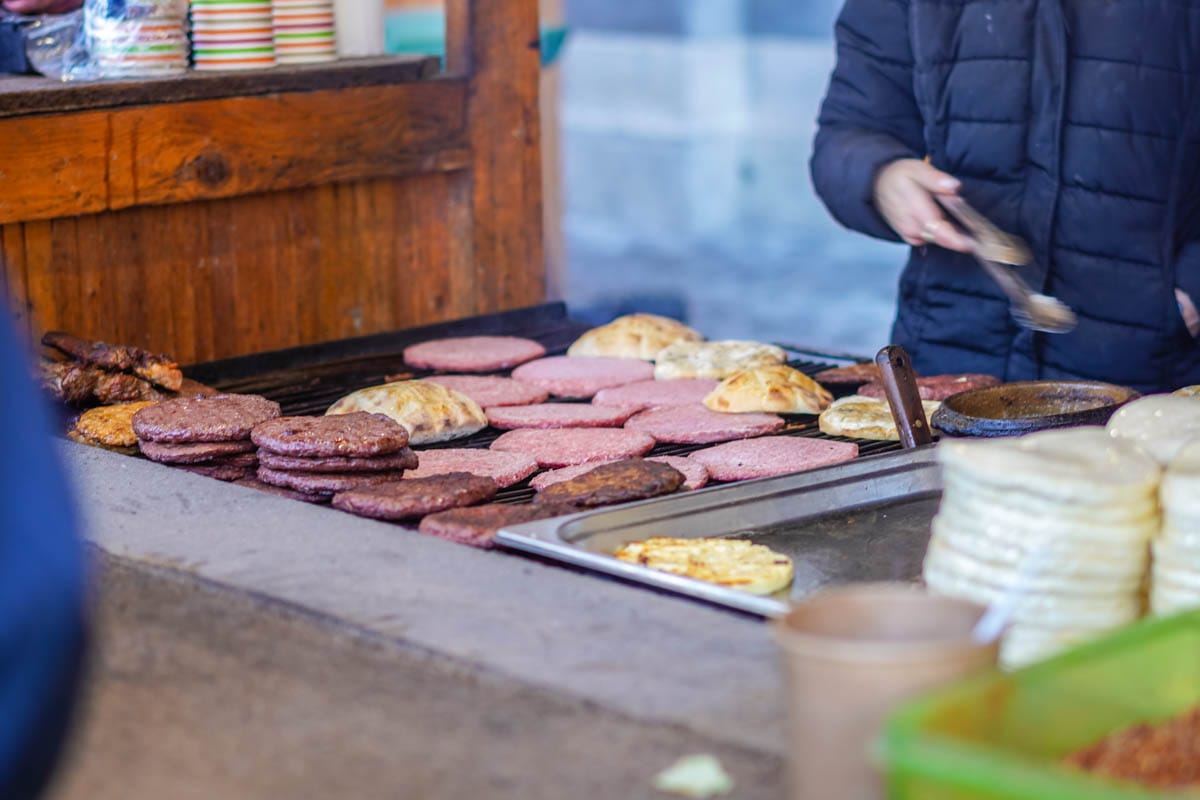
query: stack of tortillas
[
  {"left": 924, "top": 428, "right": 1161, "bottom": 669},
  {"left": 1151, "top": 440, "right": 1200, "bottom": 614}
]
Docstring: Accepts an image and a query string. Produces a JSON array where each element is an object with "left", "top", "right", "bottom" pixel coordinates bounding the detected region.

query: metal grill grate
[{"left": 185, "top": 304, "right": 903, "bottom": 503}]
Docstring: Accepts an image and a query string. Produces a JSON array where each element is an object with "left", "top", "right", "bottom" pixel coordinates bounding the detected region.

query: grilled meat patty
[{"left": 533, "top": 459, "right": 685, "bottom": 508}]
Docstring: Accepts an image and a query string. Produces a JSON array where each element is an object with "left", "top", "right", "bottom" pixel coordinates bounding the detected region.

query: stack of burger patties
[
  {"left": 246, "top": 413, "right": 418, "bottom": 504},
  {"left": 132, "top": 394, "right": 282, "bottom": 481}
]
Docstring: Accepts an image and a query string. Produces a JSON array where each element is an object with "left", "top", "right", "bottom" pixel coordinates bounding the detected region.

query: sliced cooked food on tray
[
  {"left": 44, "top": 361, "right": 170, "bottom": 405},
  {"left": 818, "top": 395, "right": 942, "bottom": 441},
  {"left": 490, "top": 427, "right": 656, "bottom": 468},
  {"left": 423, "top": 375, "right": 549, "bottom": 408},
  {"left": 566, "top": 313, "right": 703, "bottom": 361},
  {"left": 614, "top": 537, "right": 794, "bottom": 596},
  {"left": 326, "top": 380, "right": 486, "bottom": 445},
  {"left": 484, "top": 403, "right": 639, "bottom": 430},
  {"left": 510, "top": 356, "right": 655, "bottom": 399},
  {"left": 811, "top": 362, "right": 881, "bottom": 393},
  {"left": 858, "top": 373, "right": 999, "bottom": 402},
  {"left": 924, "top": 428, "right": 1161, "bottom": 668},
  {"left": 624, "top": 404, "right": 785, "bottom": 444},
  {"left": 533, "top": 460, "right": 685, "bottom": 508},
  {"left": 252, "top": 412, "right": 410, "bottom": 458},
  {"left": 653, "top": 340, "right": 786, "bottom": 381},
  {"left": 688, "top": 436, "right": 859, "bottom": 481},
  {"left": 133, "top": 394, "right": 281, "bottom": 443},
  {"left": 1176, "top": 385, "right": 1200, "bottom": 398},
  {"left": 419, "top": 502, "right": 579, "bottom": 549},
  {"left": 703, "top": 364, "right": 833, "bottom": 415},
  {"left": 402, "top": 335, "right": 546, "bottom": 373},
  {"left": 402, "top": 448, "right": 539, "bottom": 488},
  {"left": 591, "top": 378, "right": 720, "bottom": 410},
  {"left": 532, "top": 456, "right": 709, "bottom": 492},
  {"left": 43, "top": 330, "right": 184, "bottom": 392},
  {"left": 333, "top": 473, "right": 498, "bottom": 521},
  {"left": 1106, "top": 394, "right": 1200, "bottom": 466},
  {"left": 72, "top": 400, "right": 158, "bottom": 450}
]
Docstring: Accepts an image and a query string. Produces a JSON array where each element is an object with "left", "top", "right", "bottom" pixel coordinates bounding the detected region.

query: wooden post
[
  {"left": 539, "top": 0, "right": 566, "bottom": 300},
  {"left": 446, "top": 0, "right": 546, "bottom": 311}
]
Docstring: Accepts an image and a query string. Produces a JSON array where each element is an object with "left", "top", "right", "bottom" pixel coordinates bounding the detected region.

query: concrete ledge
[
  {"left": 63, "top": 443, "right": 787, "bottom": 759},
  {"left": 51, "top": 554, "right": 783, "bottom": 800}
]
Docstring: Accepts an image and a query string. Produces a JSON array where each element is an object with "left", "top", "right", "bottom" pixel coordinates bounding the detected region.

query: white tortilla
[{"left": 1106, "top": 394, "right": 1200, "bottom": 465}]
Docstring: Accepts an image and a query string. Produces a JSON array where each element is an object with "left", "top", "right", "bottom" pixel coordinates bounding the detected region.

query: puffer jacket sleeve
[{"left": 811, "top": 0, "right": 924, "bottom": 242}]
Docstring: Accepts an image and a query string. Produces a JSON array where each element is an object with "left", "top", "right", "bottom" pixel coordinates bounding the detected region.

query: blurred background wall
[
  {"left": 386, "top": 0, "right": 906, "bottom": 355},
  {"left": 558, "top": 0, "right": 904, "bottom": 354}
]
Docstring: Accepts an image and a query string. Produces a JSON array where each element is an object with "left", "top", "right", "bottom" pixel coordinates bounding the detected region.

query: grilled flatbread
[
  {"left": 1106, "top": 395, "right": 1200, "bottom": 466},
  {"left": 614, "top": 537, "right": 793, "bottom": 596},
  {"left": 703, "top": 364, "right": 832, "bottom": 415},
  {"left": 567, "top": 313, "right": 703, "bottom": 361},
  {"left": 326, "top": 380, "right": 486, "bottom": 445},
  {"left": 72, "top": 400, "right": 158, "bottom": 448},
  {"left": 818, "top": 395, "right": 941, "bottom": 441},
  {"left": 653, "top": 340, "right": 785, "bottom": 381}
]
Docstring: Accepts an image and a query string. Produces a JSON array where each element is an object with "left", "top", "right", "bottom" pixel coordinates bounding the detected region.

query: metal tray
[{"left": 497, "top": 447, "right": 943, "bottom": 616}]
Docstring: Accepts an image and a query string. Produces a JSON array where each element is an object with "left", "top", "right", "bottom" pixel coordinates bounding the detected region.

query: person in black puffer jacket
[{"left": 812, "top": 0, "right": 1200, "bottom": 393}]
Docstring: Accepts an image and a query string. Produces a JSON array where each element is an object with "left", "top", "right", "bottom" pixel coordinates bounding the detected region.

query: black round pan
[{"left": 930, "top": 380, "right": 1140, "bottom": 438}]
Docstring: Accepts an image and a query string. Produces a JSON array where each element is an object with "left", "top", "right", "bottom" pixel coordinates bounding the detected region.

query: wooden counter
[{"left": 0, "top": 1, "right": 545, "bottom": 363}]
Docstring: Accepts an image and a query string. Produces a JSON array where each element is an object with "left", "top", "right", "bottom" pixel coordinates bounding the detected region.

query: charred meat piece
[
  {"left": 533, "top": 459, "right": 685, "bottom": 509},
  {"left": 332, "top": 473, "right": 499, "bottom": 521},
  {"left": 41, "top": 361, "right": 167, "bottom": 405},
  {"left": 42, "top": 331, "right": 183, "bottom": 392}
]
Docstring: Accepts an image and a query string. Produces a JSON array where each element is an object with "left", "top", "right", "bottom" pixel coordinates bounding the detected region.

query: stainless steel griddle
[{"left": 497, "top": 446, "right": 942, "bottom": 616}]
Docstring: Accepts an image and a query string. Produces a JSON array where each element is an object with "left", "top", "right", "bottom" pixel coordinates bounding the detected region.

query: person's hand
[
  {"left": 2, "top": 0, "right": 82, "bottom": 13},
  {"left": 874, "top": 159, "right": 974, "bottom": 253}
]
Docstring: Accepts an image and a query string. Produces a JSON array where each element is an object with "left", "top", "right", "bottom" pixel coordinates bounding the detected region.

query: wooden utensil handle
[{"left": 875, "top": 346, "right": 933, "bottom": 449}]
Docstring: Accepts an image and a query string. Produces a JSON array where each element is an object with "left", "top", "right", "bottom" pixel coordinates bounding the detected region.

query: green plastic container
[{"left": 881, "top": 610, "right": 1200, "bottom": 799}]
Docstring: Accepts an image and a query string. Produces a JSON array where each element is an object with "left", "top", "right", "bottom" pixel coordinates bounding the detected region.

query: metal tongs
[{"left": 937, "top": 195, "right": 1078, "bottom": 334}]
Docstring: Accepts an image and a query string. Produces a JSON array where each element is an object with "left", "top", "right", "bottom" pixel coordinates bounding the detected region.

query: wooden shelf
[{"left": 0, "top": 56, "right": 439, "bottom": 118}]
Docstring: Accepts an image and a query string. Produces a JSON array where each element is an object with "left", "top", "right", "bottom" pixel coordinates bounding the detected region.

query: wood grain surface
[
  {"left": 0, "top": 3, "right": 545, "bottom": 360},
  {"left": 0, "top": 81, "right": 467, "bottom": 226},
  {"left": 3, "top": 175, "right": 488, "bottom": 363}
]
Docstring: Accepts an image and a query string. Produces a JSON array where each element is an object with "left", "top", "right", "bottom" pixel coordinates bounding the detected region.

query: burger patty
[
  {"left": 532, "top": 460, "right": 685, "bottom": 508},
  {"left": 857, "top": 374, "right": 1000, "bottom": 402},
  {"left": 332, "top": 473, "right": 498, "bottom": 521},
  {"left": 403, "top": 336, "right": 547, "bottom": 372},
  {"left": 624, "top": 404, "right": 785, "bottom": 444},
  {"left": 490, "top": 427, "right": 656, "bottom": 468}
]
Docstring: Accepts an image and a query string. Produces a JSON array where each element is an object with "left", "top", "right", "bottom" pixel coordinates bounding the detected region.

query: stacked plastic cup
[
  {"left": 272, "top": 0, "right": 337, "bottom": 65},
  {"left": 87, "top": 0, "right": 190, "bottom": 78},
  {"left": 190, "top": 0, "right": 275, "bottom": 71}
]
